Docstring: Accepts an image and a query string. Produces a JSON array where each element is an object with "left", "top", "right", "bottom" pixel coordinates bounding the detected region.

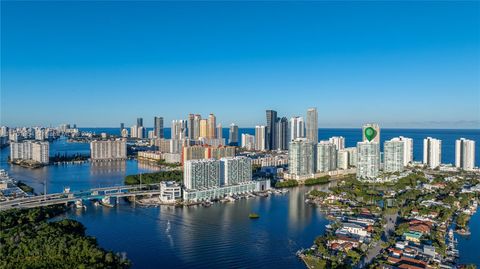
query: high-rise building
[
  {"left": 193, "top": 114, "right": 201, "bottom": 139},
  {"left": 182, "top": 146, "right": 207, "bottom": 163},
  {"left": 384, "top": 138, "right": 405, "bottom": 172},
  {"left": 456, "top": 138, "right": 475, "bottom": 170},
  {"left": 207, "top": 113, "right": 216, "bottom": 139},
  {"left": 317, "top": 141, "right": 337, "bottom": 172},
  {"left": 356, "top": 141, "right": 380, "bottom": 179},
  {"left": 137, "top": 117, "right": 143, "bottom": 127},
  {"left": 423, "top": 137, "right": 442, "bottom": 168},
  {"left": 90, "top": 139, "right": 127, "bottom": 161},
  {"left": 34, "top": 128, "right": 47, "bottom": 141},
  {"left": 329, "top": 136, "right": 345, "bottom": 150},
  {"left": 276, "top": 117, "right": 289, "bottom": 150},
  {"left": 130, "top": 125, "right": 138, "bottom": 138},
  {"left": 220, "top": 156, "right": 252, "bottom": 186},
  {"left": 337, "top": 149, "right": 349, "bottom": 170},
  {"left": 290, "top": 116, "right": 305, "bottom": 140},
  {"left": 345, "top": 147, "right": 357, "bottom": 167},
  {"left": 0, "top": 126, "right": 9, "bottom": 137},
  {"left": 266, "top": 110, "right": 278, "bottom": 150},
  {"left": 187, "top": 114, "right": 195, "bottom": 139},
  {"left": 182, "top": 145, "right": 236, "bottom": 163},
  {"left": 121, "top": 128, "right": 129, "bottom": 138},
  {"left": 154, "top": 116, "right": 164, "bottom": 139},
  {"left": 398, "top": 136, "right": 413, "bottom": 166},
  {"left": 206, "top": 146, "right": 236, "bottom": 160},
  {"left": 216, "top": 124, "right": 223, "bottom": 140},
  {"left": 10, "top": 140, "right": 50, "bottom": 164},
  {"left": 255, "top": 125, "right": 267, "bottom": 151},
  {"left": 184, "top": 157, "right": 253, "bottom": 190},
  {"left": 228, "top": 123, "right": 239, "bottom": 146},
  {"left": 362, "top": 123, "right": 380, "bottom": 143},
  {"left": 172, "top": 120, "right": 187, "bottom": 140},
  {"left": 306, "top": 108, "right": 318, "bottom": 143},
  {"left": 184, "top": 159, "right": 221, "bottom": 190},
  {"left": 241, "top": 134, "right": 255, "bottom": 150},
  {"left": 199, "top": 119, "right": 208, "bottom": 138},
  {"left": 137, "top": 126, "right": 145, "bottom": 139},
  {"left": 288, "top": 138, "right": 315, "bottom": 176},
  {"left": 120, "top": 123, "right": 124, "bottom": 131}
]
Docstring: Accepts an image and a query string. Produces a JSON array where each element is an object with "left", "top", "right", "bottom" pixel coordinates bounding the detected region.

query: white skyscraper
[
  {"left": 241, "top": 134, "right": 255, "bottom": 150},
  {"left": 184, "top": 159, "right": 221, "bottom": 190},
  {"left": 306, "top": 108, "right": 318, "bottom": 143},
  {"left": 456, "top": 138, "right": 475, "bottom": 170},
  {"left": 255, "top": 125, "right": 267, "bottom": 151},
  {"left": 328, "top": 136, "right": 345, "bottom": 150},
  {"left": 423, "top": 137, "right": 442, "bottom": 168},
  {"left": 289, "top": 116, "right": 305, "bottom": 140},
  {"left": 356, "top": 141, "right": 380, "bottom": 179},
  {"left": 220, "top": 156, "right": 252, "bottom": 185},
  {"left": 398, "top": 136, "right": 413, "bottom": 166},
  {"left": 384, "top": 138, "right": 405, "bottom": 172},
  {"left": 345, "top": 147, "right": 357, "bottom": 167},
  {"left": 130, "top": 125, "right": 138, "bottom": 138},
  {"left": 288, "top": 138, "right": 315, "bottom": 176},
  {"left": 228, "top": 123, "right": 239, "bottom": 146},
  {"left": 137, "top": 126, "right": 145, "bottom": 139},
  {"left": 337, "top": 149, "right": 349, "bottom": 170},
  {"left": 317, "top": 141, "right": 337, "bottom": 172}
]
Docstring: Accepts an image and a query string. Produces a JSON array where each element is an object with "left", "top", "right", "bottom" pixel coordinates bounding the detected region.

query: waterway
[{"left": 1, "top": 128, "right": 479, "bottom": 267}]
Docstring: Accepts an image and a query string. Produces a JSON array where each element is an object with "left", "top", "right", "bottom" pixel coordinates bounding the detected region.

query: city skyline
[{"left": 2, "top": 1, "right": 479, "bottom": 128}]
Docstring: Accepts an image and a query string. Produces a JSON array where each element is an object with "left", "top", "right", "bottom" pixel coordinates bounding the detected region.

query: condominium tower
[
  {"left": 306, "top": 108, "right": 318, "bottom": 143},
  {"left": 356, "top": 141, "right": 380, "bottom": 179},
  {"left": 317, "top": 141, "right": 337, "bottom": 172},
  {"left": 423, "top": 137, "right": 442, "bottom": 168},
  {"left": 456, "top": 138, "right": 475, "bottom": 170},
  {"left": 288, "top": 138, "right": 315, "bottom": 176},
  {"left": 290, "top": 116, "right": 305, "bottom": 140}
]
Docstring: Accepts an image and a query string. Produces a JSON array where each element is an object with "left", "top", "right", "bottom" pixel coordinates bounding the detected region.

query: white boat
[
  {"left": 100, "top": 197, "right": 114, "bottom": 207},
  {"left": 74, "top": 199, "right": 86, "bottom": 210}
]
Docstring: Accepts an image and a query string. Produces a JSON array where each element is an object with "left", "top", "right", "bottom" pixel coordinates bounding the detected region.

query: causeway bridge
[{"left": 0, "top": 184, "right": 161, "bottom": 210}]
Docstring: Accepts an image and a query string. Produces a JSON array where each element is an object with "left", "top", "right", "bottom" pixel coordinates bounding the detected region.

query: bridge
[{"left": 0, "top": 184, "right": 162, "bottom": 210}]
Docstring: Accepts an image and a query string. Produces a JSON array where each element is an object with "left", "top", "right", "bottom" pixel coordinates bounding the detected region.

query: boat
[
  {"left": 249, "top": 213, "right": 260, "bottom": 219},
  {"left": 74, "top": 199, "right": 86, "bottom": 210},
  {"left": 202, "top": 201, "right": 213, "bottom": 207},
  {"left": 100, "top": 197, "right": 114, "bottom": 208}
]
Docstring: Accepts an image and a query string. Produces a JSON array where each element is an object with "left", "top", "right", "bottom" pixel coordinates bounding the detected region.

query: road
[{"left": 356, "top": 212, "right": 398, "bottom": 268}]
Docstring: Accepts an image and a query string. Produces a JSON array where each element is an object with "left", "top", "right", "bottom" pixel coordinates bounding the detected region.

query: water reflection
[
  {"left": 137, "top": 161, "right": 162, "bottom": 172},
  {"left": 90, "top": 161, "right": 127, "bottom": 175}
]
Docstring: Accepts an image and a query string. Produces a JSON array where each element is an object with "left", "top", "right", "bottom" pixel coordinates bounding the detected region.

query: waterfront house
[{"left": 338, "top": 222, "right": 369, "bottom": 237}]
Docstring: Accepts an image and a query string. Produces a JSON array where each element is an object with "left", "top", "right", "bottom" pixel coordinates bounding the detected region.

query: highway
[{"left": 0, "top": 184, "right": 161, "bottom": 210}]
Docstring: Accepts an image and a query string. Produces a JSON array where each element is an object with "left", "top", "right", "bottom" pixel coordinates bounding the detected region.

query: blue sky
[{"left": 1, "top": 1, "right": 479, "bottom": 128}]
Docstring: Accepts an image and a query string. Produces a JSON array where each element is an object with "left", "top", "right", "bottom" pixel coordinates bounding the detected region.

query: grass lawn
[{"left": 302, "top": 255, "right": 327, "bottom": 269}]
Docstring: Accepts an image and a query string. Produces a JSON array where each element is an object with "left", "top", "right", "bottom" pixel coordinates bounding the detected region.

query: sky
[{"left": 1, "top": 1, "right": 479, "bottom": 128}]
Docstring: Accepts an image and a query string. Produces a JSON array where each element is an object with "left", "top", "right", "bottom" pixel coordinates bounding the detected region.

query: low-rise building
[{"left": 159, "top": 181, "right": 182, "bottom": 203}]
